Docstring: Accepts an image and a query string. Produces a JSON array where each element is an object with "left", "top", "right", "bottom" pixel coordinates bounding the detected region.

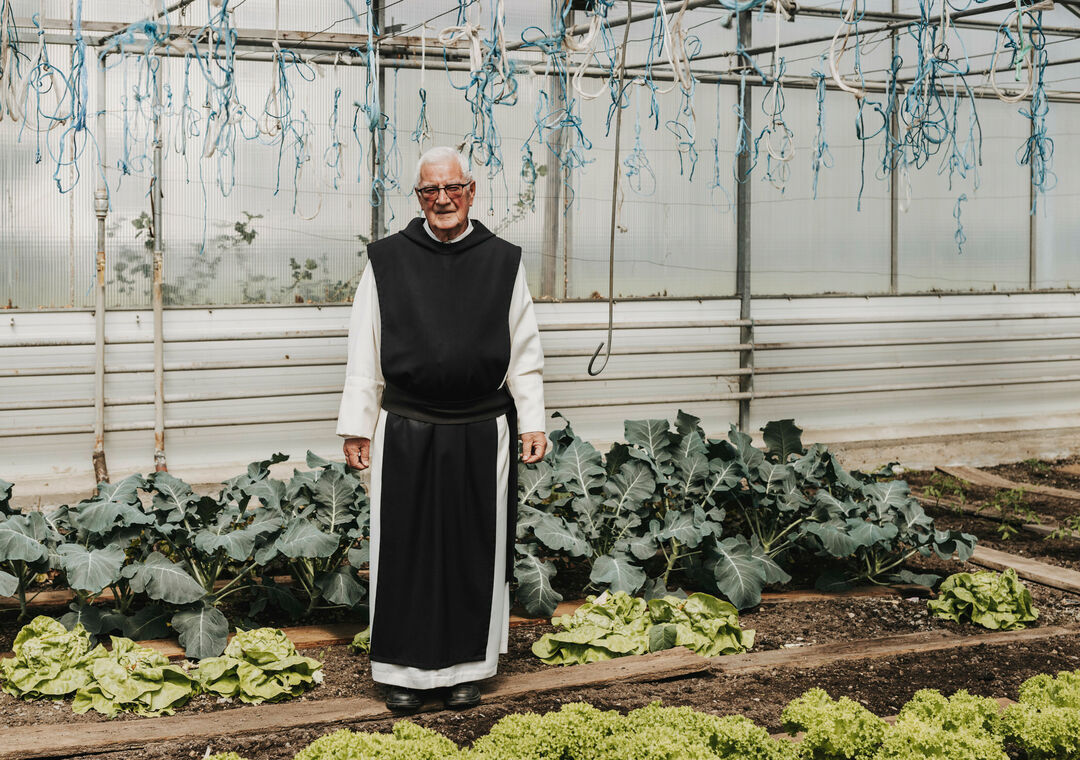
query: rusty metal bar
[
  {"left": 151, "top": 55, "right": 166, "bottom": 472},
  {"left": 92, "top": 55, "right": 109, "bottom": 485}
]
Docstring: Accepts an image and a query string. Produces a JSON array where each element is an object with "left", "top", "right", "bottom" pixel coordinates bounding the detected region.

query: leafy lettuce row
[
  {"left": 531, "top": 590, "right": 754, "bottom": 665},
  {"left": 0, "top": 617, "right": 321, "bottom": 715},
  {"left": 927, "top": 568, "right": 1039, "bottom": 631},
  {"left": 515, "top": 413, "right": 976, "bottom": 616},
  {"left": 218, "top": 677, "right": 1080, "bottom": 760},
  {"left": 1002, "top": 669, "right": 1080, "bottom": 760}
]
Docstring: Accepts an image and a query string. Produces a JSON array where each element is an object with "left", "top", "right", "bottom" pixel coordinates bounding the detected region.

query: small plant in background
[
  {"left": 981, "top": 489, "right": 1039, "bottom": 540},
  {"left": 1022, "top": 458, "right": 1051, "bottom": 474},
  {"left": 924, "top": 472, "right": 967, "bottom": 507}
]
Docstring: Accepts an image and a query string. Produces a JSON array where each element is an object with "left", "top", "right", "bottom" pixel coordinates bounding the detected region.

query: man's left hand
[{"left": 520, "top": 431, "right": 547, "bottom": 463}]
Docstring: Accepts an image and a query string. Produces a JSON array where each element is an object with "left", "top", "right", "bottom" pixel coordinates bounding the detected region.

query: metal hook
[{"left": 587, "top": 307, "right": 614, "bottom": 376}]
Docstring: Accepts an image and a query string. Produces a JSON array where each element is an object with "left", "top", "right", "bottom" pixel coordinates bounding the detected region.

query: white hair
[{"left": 413, "top": 146, "right": 473, "bottom": 188}]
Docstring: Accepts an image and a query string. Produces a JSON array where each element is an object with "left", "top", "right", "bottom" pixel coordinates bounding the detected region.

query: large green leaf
[
  {"left": 710, "top": 536, "right": 766, "bottom": 609},
  {"left": 123, "top": 606, "right": 171, "bottom": 641},
  {"left": 60, "top": 602, "right": 106, "bottom": 635},
  {"left": 802, "top": 521, "right": 862, "bottom": 557},
  {"left": 847, "top": 519, "right": 899, "bottom": 547},
  {"left": 0, "top": 478, "right": 14, "bottom": 516},
  {"left": 861, "top": 480, "right": 912, "bottom": 516},
  {"left": 316, "top": 567, "right": 366, "bottom": 608},
  {"left": 931, "top": 529, "right": 978, "bottom": 562},
  {"left": 127, "top": 552, "right": 206, "bottom": 605},
  {"left": 727, "top": 426, "right": 765, "bottom": 475},
  {"left": 56, "top": 544, "right": 125, "bottom": 594},
  {"left": 602, "top": 461, "right": 655, "bottom": 517},
  {"left": 532, "top": 513, "right": 589, "bottom": 557},
  {"left": 569, "top": 493, "right": 605, "bottom": 541},
  {"left": 514, "top": 544, "right": 563, "bottom": 617},
  {"left": 674, "top": 410, "right": 705, "bottom": 439},
  {"left": 193, "top": 515, "right": 258, "bottom": 562},
  {"left": 172, "top": 603, "right": 230, "bottom": 659},
  {"left": 589, "top": 553, "right": 646, "bottom": 595},
  {"left": 0, "top": 515, "right": 49, "bottom": 563},
  {"left": 93, "top": 474, "right": 147, "bottom": 505},
  {"left": 518, "top": 461, "right": 555, "bottom": 505},
  {"left": 762, "top": 419, "right": 805, "bottom": 462},
  {"left": 750, "top": 536, "right": 791, "bottom": 585},
  {"left": 555, "top": 438, "right": 605, "bottom": 497},
  {"left": 72, "top": 498, "right": 154, "bottom": 536},
  {"left": 657, "top": 508, "right": 707, "bottom": 548},
  {"left": 756, "top": 462, "right": 796, "bottom": 498},
  {"left": 310, "top": 469, "right": 361, "bottom": 529},
  {"left": 274, "top": 516, "right": 339, "bottom": 559},
  {"left": 0, "top": 568, "right": 17, "bottom": 597},
  {"left": 625, "top": 419, "right": 674, "bottom": 478},
  {"left": 671, "top": 430, "right": 709, "bottom": 495},
  {"left": 698, "top": 459, "right": 741, "bottom": 508},
  {"left": 146, "top": 472, "right": 198, "bottom": 520}
]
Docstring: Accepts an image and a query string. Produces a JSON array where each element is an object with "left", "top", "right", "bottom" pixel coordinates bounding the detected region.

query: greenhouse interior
[{"left": 2, "top": 0, "right": 1080, "bottom": 758}]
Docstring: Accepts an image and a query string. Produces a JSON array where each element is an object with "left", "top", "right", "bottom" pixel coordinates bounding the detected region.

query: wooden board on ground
[
  {"left": 969, "top": 545, "right": 1080, "bottom": 594},
  {"left": 0, "top": 648, "right": 709, "bottom": 760},
  {"left": 3, "top": 584, "right": 933, "bottom": 658},
  {"left": 938, "top": 465, "right": 1080, "bottom": 503},
  {"left": 0, "top": 575, "right": 366, "bottom": 611},
  {"left": 714, "top": 625, "right": 1077, "bottom": 675}
]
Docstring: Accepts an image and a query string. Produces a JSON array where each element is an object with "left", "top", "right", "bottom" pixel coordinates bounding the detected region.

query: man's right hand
[{"left": 343, "top": 437, "right": 371, "bottom": 470}]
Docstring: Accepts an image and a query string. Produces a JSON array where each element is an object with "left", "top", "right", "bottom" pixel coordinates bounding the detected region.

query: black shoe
[
  {"left": 385, "top": 686, "right": 423, "bottom": 714},
  {"left": 444, "top": 682, "right": 481, "bottom": 710}
]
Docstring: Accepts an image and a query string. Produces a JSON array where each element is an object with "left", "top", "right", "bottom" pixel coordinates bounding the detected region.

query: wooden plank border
[{"left": 969, "top": 545, "right": 1080, "bottom": 594}]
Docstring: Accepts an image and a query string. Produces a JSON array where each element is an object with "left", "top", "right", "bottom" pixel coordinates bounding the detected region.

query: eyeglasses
[{"left": 415, "top": 182, "right": 472, "bottom": 201}]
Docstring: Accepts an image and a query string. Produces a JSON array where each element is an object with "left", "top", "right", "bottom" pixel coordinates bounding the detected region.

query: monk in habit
[{"left": 337, "top": 146, "right": 547, "bottom": 714}]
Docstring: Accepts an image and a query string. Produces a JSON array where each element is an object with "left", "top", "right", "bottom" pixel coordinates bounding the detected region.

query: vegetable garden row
[
  {"left": 4, "top": 413, "right": 1080, "bottom": 759},
  {"left": 1, "top": 414, "right": 979, "bottom": 659}
]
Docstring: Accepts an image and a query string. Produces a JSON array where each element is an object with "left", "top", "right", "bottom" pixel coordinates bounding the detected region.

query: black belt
[{"left": 381, "top": 382, "right": 514, "bottom": 425}]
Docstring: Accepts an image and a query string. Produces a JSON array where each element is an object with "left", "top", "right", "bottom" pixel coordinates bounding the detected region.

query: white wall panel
[{"left": 5, "top": 294, "right": 1080, "bottom": 492}]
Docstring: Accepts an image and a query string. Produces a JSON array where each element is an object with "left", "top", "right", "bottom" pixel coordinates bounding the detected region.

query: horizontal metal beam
[{"left": 9, "top": 371, "right": 1080, "bottom": 437}]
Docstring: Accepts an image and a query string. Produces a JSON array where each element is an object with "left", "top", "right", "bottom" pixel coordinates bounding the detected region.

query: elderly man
[{"left": 336, "top": 146, "right": 547, "bottom": 714}]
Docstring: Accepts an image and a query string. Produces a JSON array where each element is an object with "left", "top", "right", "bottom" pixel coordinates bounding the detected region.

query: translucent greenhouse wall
[
  {"left": 1, "top": 0, "right": 1079, "bottom": 488},
  {"left": 1, "top": 1, "right": 1078, "bottom": 307}
]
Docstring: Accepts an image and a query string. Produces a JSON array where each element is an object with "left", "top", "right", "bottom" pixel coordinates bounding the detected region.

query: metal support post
[
  {"left": 92, "top": 55, "right": 109, "bottom": 485},
  {"left": 370, "top": 0, "right": 386, "bottom": 241},
  {"left": 1029, "top": 114, "right": 1038, "bottom": 290},
  {"left": 889, "top": 0, "right": 900, "bottom": 293},
  {"left": 736, "top": 12, "right": 753, "bottom": 432},
  {"left": 152, "top": 54, "right": 167, "bottom": 471},
  {"left": 540, "top": 68, "right": 567, "bottom": 299}
]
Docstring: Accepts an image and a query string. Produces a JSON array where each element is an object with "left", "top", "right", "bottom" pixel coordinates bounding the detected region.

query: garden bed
[
  {"left": 10, "top": 626, "right": 1080, "bottom": 760},
  {"left": 4, "top": 561, "right": 1080, "bottom": 755}
]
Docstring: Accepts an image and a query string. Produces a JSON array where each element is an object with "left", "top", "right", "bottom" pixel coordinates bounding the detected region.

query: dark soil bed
[
  {"left": 4, "top": 563, "right": 1080, "bottom": 754},
  {"left": 905, "top": 468, "right": 1080, "bottom": 526}
]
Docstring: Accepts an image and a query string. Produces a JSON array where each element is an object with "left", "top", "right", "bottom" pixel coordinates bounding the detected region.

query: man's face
[{"left": 415, "top": 159, "right": 475, "bottom": 238}]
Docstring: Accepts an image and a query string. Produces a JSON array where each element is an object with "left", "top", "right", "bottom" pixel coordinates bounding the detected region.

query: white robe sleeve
[
  {"left": 504, "top": 260, "right": 546, "bottom": 434},
  {"left": 336, "top": 266, "right": 384, "bottom": 440}
]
